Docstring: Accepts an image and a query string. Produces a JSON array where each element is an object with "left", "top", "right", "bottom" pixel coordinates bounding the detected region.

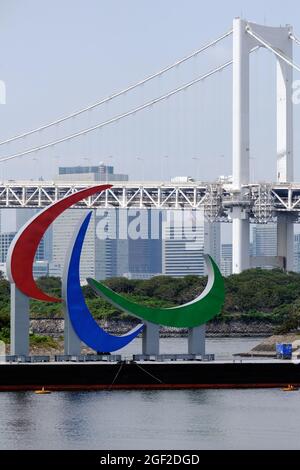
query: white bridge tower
[{"left": 232, "top": 18, "right": 294, "bottom": 273}]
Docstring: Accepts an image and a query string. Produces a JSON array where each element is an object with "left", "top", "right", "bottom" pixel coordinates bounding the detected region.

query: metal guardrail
[
  {"left": 0, "top": 355, "right": 50, "bottom": 363},
  {"left": 0, "top": 354, "right": 122, "bottom": 363},
  {"left": 132, "top": 353, "right": 215, "bottom": 362},
  {"left": 0, "top": 353, "right": 215, "bottom": 363},
  {"left": 54, "top": 354, "right": 122, "bottom": 362}
]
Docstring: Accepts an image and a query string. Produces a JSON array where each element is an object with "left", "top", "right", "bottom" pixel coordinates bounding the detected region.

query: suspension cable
[
  {"left": 0, "top": 60, "right": 233, "bottom": 164},
  {"left": 246, "top": 26, "right": 300, "bottom": 73},
  {"left": 290, "top": 33, "right": 300, "bottom": 47},
  {"left": 0, "top": 30, "right": 233, "bottom": 147}
]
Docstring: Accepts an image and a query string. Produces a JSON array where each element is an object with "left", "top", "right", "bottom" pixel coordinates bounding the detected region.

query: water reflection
[
  {"left": 0, "top": 338, "right": 299, "bottom": 450},
  {"left": 1, "top": 387, "right": 300, "bottom": 449}
]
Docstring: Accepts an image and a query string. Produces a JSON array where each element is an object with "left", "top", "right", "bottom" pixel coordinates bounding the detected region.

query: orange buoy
[
  {"left": 282, "top": 384, "right": 298, "bottom": 392},
  {"left": 34, "top": 386, "right": 51, "bottom": 395}
]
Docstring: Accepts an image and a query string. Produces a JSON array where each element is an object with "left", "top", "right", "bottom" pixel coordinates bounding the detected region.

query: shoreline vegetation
[{"left": 1, "top": 268, "right": 300, "bottom": 353}]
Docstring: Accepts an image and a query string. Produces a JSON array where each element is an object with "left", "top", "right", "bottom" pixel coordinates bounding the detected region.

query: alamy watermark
[{"left": 95, "top": 207, "right": 205, "bottom": 251}]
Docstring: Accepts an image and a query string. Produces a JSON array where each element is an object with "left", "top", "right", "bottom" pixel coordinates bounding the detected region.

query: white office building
[
  {"left": 51, "top": 208, "right": 97, "bottom": 282},
  {"left": 294, "top": 234, "right": 300, "bottom": 273},
  {"left": 251, "top": 224, "right": 277, "bottom": 269},
  {"left": 50, "top": 164, "right": 131, "bottom": 281},
  {"left": 251, "top": 224, "right": 277, "bottom": 258},
  {"left": 162, "top": 210, "right": 220, "bottom": 277},
  {"left": 221, "top": 243, "right": 232, "bottom": 277}
]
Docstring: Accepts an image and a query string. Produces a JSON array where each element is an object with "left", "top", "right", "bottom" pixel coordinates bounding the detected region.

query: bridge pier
[
  {"left": 231, "top": 19, "right": 251, "bottom": 274},
  {"left": 232, "top": 208, "right": 250, "bottom": 274},
  {"left": 231, "top": 18, "right": 294, "bottom": 274}
]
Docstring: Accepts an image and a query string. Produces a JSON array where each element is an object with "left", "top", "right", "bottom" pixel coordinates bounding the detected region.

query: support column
[
  {"left": 232, "top": 208, "right": 250, "bottom": 273},
  {"left": 63, "top": 304, "right": 81, "bottom": 355},
  {"left": 276, "top": 35, "right": 293, "bottom": 183},
  {"left": 142, "top": 322, "right": 159, "bottom": 355},
  {"left": 277, "top": 213, "right": 294, "bottom": 271},
  {"left": 10, "top": 284, "right": 29, "bottom": 356},
  {"left": 232, "top": 18, "right": 251, "bottom": 188},
  {"left": 188, "top": 325, "right": 205, "bottom": 356},
  {"left": 232, "top": 18, "right": 251, "bottom": 274},
  {"left": 275, "top": 29, "right": 293, "bottom": 272}
]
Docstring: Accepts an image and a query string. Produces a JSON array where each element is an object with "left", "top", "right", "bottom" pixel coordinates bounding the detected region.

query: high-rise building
[
  {"left": 126, "top": 210, "right": 162, "bottom": 279},
  {"left": 51, "top": 207, "right": 132, "bottom": 281},
  {"left": 162, "top": 211, "right": 220, "bottom": 277},
  {"left": 51, "top": 208, "right": 97, "bottom": 282},
  {"left": 16, "top": 208, "right": 36, "bottom": 231},
  {"left": 16, "top": 208, "right": 52, "bottom": 263},
  {"left": 251, "top": 224, "right": 277, "bottom": 269},
  {"left": 221, "top": 243, "right": 232, "bottom": 277},
  {"left": 95, "top": 209, "right": 129, "bottom": 280},
  {"left": 251, "top": 224, "right": 277, "bottom": 258},
  {"left": 0, "top": 230, "right": 49, "bottom": 279},
  {"left": 0, "top": 232, "right": 16, "bottom": 263},
  {"left": 51, "top": 164, "right": 130, "bottom": 280},
  {"left": 57, "top": 163, "right": 128, "bottom": 182},
  {"left": 294, "top": 234, "right": 300, "bottom": 273},
  {"left": 33, "top": 261, "right": 49, "bottom": 278}
]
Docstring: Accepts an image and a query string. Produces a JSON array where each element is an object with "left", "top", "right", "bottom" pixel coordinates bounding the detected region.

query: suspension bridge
[{"left": 1, "top": 18, "right": 300, "bottom": 274}]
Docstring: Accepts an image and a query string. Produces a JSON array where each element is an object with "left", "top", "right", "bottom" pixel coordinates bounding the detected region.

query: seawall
[{"left": 30, "top": 319, "right": 276, "bottom": 338}]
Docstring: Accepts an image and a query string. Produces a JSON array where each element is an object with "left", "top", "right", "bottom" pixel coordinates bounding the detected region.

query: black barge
[{"left": 1, "top": 360, "right": 300, "bottom": 391}]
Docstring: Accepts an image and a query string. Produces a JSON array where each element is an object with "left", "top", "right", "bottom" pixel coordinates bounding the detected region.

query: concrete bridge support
[
  {"left": 232, "top": 18, "right": 293, "bottom": 274},
  {"left": 232, "top": 19, "right": 252, "bottom": 274},
  {"left": 232, "top": 208, "right": 250, "bottom": 273}
]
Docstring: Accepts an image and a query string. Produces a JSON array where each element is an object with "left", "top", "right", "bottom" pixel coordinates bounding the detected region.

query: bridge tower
[{"left": 232, "top": 18, "right": 294, "bottom": 273}]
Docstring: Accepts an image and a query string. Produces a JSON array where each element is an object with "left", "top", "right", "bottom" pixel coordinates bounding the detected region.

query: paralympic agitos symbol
[{"left": 6, "top": 185, "right": 225, "bottom": 352}]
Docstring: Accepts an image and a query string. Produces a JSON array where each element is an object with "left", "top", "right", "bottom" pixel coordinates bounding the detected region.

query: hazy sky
[{"left": 0, "top": 0, "right": 300, "bottom": 184}]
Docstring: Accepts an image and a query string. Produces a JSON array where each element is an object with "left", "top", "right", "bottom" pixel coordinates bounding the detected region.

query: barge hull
[{"left": 1, "top": 361, "right": 300, "bottom": 391}]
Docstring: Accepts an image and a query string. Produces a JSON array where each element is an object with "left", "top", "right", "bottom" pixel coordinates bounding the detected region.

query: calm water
[{"left": 1, "top": 337, "right": 300, "bottom": 450}]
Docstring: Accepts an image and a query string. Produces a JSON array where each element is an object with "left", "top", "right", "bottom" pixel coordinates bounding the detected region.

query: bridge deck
[{"left": 0, "top": 180, "right": 299, "bottom": 222}]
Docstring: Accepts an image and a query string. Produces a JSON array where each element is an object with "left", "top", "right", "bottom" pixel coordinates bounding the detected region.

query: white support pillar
[
  {"left": 277, "top": 213, "right": 294, "bottom": 271},
  {"left": 232, "top": 18, "right": 251, "bottom": 189},
  {"left": 142, "top": 322, "right": 159, "bottom": 355},
  {"left": 10, "top": 284, "right": 29, "bottom": 356},
  {"left": 188, "top": 325, "right": 205, "bottom": 356},
  {"left": 276, "top": 35, "right": 294, "bottom": 273},
  {"left": 232, "top": 218, "right": 250, "bottom": 273},
  {"left": 276, "top": 30, "right": 293, "bottom": 183},
  {"left": 232, "top": 209, "right": 250, "bottom": 274},
  {"left": 232, "top": 18, "right": 251, "bottom": 274}
]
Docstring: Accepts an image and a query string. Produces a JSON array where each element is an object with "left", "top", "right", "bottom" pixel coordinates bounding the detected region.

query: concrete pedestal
[
  {"left": 10, "top": 284, "right": 29, "bottom": 356},
  {"left": 188, "top": 325, "right": 206, "bottom": 356},
  {"left": 63, "top": 303, "right": 81, "bottom": 355},
  {"left": 142, "top": 322, "right": 160, "bottom": 355}
]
